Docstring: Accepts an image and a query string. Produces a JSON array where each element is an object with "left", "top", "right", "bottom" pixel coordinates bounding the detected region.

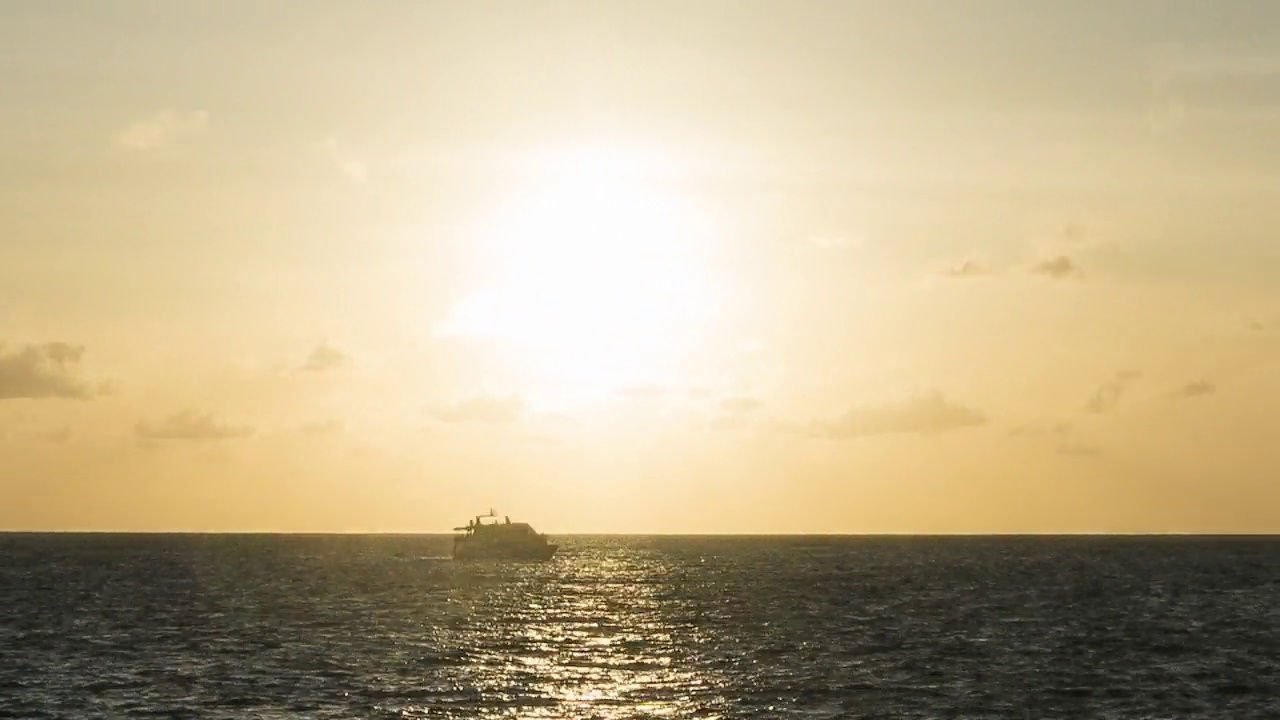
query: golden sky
[{"left": 2, "top": 2, "right": 1279, "bottom": 532}]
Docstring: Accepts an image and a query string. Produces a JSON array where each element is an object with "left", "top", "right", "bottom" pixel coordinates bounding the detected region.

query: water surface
[{"left": 2, "top": 534, "right": 1277, "bottom": 718}]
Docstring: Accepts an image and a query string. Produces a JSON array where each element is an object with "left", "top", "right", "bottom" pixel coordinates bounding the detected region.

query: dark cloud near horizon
[
  {"left": 1087, "top": 371, "right": 1141, "bottom": 414},
  {"left": 808, "top": 392, "right": 987, "bottom": 440},
  {"left": 136, "top": 410, "right": 254, "bottom": 441},
  {"left": 1028, "top": 255, "right": 1082, "bottom": 279},
  {"left": 0, "top": 342, "right": 97, "bottom": 400},
  {"left": 433, "top": 394, "right": 524, "bottom": 424},
  {"left": 299, "top": 343, "right": 348, "bottom": 373}
]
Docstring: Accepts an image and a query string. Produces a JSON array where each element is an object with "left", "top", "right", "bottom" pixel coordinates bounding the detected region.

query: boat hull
[{"left": 452, "top": 540, "right": 558, "bottom": 562}]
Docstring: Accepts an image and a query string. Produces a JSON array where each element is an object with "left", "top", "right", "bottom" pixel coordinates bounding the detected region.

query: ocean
[{"left": 1, "top": 534, "right": 1277, "bottom": 719}]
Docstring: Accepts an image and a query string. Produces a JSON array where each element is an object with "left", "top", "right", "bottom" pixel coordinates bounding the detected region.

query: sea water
[{"left": 2, "top": 534, "right": 1277, "bottom": 718}]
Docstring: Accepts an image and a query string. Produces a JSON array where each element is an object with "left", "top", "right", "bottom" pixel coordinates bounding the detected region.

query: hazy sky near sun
[{"left": 2, "top": 1, "right": 1279, "bottom": 532}]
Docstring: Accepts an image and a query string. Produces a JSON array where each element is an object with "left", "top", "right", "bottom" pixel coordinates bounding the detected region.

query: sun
[{"left": 437, "top": 141, "right": 720, "bottom": 410}]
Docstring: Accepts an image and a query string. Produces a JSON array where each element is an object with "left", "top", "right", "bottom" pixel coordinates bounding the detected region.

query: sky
[{"left": 2, "top": 1, "right": 1279, "bottom": 533}]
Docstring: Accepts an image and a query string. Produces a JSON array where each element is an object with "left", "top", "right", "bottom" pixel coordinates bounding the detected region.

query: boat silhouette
[{"left": 452, "top": 509, "right": 558, "bottom": 561}]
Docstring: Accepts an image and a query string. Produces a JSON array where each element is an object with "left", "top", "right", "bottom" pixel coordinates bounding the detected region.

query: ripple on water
[{"left": 1, "top": 535, "right": 1278, "bottom": 718}]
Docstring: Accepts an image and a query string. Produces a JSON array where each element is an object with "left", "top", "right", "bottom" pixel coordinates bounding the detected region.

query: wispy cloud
[
  {"left": 432, "top": 394, "right": 524, "bottom": 424},
  {"left": 933, "top": 222, "right": 1099, "bottom": 285},
  {"left": 0, "top": 342, "right": 97, "bottom": 400},
  {"left": 1250, "top": 316, "right": 1280, "bottom": 332},
  {"left": 940, "top": 259, "right": 996, "bottom": 279},
  {"left": 136, "top": 410, "right": 253, "bottom": 441},
  {"left": 1028, "top": 255, "right": 1082, "bottom": 280},
  {"left": 1058, "top": 222, "right": 1086, "bottom": 244},
  {"left": 1174, "top": 380, "right": 1217, "bottom": 399},
  {"left": 808, "top": 392, "right": 987, "bottom": 441},
  {"left": 299, "top": 343, "right": 348, "bottom": 373},
  {"left": 116, "top": 110, "right": 208, "bottom": 150},
  {"left": 1087, "top": 371, "right": 1141, "bottom": 414},
  {"left": 1008, "top": 419, "right": 1099, "bottom": 457}
]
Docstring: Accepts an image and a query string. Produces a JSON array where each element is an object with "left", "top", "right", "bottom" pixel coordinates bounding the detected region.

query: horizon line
[{"left": 2, "top": 530, "right": 1279, "bottom": 537}]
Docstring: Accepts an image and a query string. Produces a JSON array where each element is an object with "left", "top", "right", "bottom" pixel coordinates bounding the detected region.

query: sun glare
[{"left": 437, "top": 142, "right": 720, "bottom": 410}]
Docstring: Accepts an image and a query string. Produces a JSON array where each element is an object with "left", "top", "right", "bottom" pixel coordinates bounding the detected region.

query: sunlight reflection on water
[
  {"left": 2, "top": 535, "right": 1278, "bottom": 719},
  {"left": 430, "top": 547, "right": 725, "bottom": 718}
]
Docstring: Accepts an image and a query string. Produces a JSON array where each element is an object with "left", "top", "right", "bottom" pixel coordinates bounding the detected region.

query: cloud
[
  {"left": 1059, "top": 222, "right": 1086, "bottom": 243},
  {"left": 1250, "top": 316, "right": 1280, "bottom": 332},
  {"left": 0, "top": 342, "right": 97, "bottom": 400},
  {"left": 940, "top": 259, "right": 996, "bottom": 279},
  {"left": 432, "top": 394, "right": 524, "bottom": 424},
  {"left": 324, "top": 137, "right": 369, "bottom": 183},
  {"left": 1174, "top": 380, "right": 1216, "bottom": 399},
  {"left": 116, "top": 110, "right": 208, "bottom": 150},
  {"left": 299, "top": 343, "right": 348, "bottom": 373},
  {"left": 719, "top": 396, "right": 763, "bottom": 414},
  {"left": 808, "top": 392, "right": 987, "bottom": 440},
  {"left": 1028, "top": 255, "right": 1082, "bottom": 280},
  {"left": 136, "top": 410, "right": 253, "bottom": 441},
  {"left": 1037, "top": 220, "right": 1119, "bottom": 254},
  {"left": 1087, "top": 371, "right": 1141, "bottom": 414},
  {"left": 1012, "top": 421, "right": 1103, "bottom": 458}
]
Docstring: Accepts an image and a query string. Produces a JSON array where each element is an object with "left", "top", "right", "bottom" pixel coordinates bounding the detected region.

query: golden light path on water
[{"left": 413, "top": 548, "right": 730, "bottom": 719}]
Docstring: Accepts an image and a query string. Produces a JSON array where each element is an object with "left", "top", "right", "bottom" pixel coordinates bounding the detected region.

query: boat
[{"left": 452, "top": 509, "right": 558, "bottom": 561}]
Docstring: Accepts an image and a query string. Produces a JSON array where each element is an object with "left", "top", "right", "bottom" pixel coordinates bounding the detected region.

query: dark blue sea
[{"left": 2, "top": 535, "right": 1277, "bottom": 719}]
